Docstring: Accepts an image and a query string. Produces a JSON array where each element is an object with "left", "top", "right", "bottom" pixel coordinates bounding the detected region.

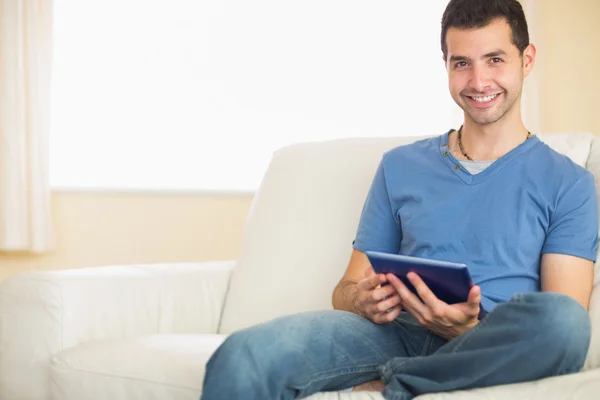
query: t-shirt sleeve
[
  {"left": 542, "top": 171, "right": 599, "bottom": 261},
  {"left": 352, "top": 156, "right": 402, "bottom": 253}
]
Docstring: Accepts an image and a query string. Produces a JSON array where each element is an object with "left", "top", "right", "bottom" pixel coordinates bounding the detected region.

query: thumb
[{"left": 468, "top": 285, "right": 481, "bottom": 310}]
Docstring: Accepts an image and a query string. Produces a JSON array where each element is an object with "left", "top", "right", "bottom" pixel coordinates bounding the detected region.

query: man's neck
[{"left": 457, "top": 116, "right": 529, "bottom": 161}]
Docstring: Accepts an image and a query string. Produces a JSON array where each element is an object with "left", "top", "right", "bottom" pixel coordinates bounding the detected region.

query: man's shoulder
[
  {"left": 382, "top": 132, "right": 445, "bottom": 164},
  {"left": 531, "top": 139, "right": 593, "bottom": 184}
]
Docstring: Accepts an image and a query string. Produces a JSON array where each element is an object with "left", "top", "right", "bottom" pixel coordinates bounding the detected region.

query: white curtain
[{"left": 0, "top": 0, "right": 53, "bottom": 252}]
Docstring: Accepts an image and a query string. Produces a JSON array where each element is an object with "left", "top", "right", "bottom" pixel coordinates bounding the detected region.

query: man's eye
[
  {"left": 455, "top": 61, "right": 467, "bottom": 68},
  {"left": 491, "top": 57, "right": 503, "bottom": 63}
]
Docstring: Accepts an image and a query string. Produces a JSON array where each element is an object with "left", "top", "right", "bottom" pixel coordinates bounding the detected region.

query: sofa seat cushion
[
  {"left": 304, "top": 368, "right": 600, "bottom": 399},
  {"left": 50, "top": 334, "right": 226, "bottom": 400}
]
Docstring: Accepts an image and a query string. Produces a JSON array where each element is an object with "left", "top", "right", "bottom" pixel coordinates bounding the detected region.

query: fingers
[
  {"left": 358, "top": 271, "right": 386, "bottom": 292},
  {"left": 444, "top": 285, "right": 481, "bottom": 323},
  {"left": 371, "top": 283, "right": 397, "bottom": 301},
  {"left": 358, "top": 272, "right": 403, "bottom": 324},
  {"left": 466, "top": 285, "right": 481, "bottom": 316},
  {"left": 372, "top": 305, "right": 402, "bottom": 324},
  {"left": 367, "top": 292, "right": 402, "bottom": 324},
  {"left": 468, "top": 285, "right": 481, "bottom": 304},
  {"left": 386, "top": 273, "right": 428, "bottom": 319},
  {"left": 406, "top": 272, "right": 440, "bottom": 307},
  {"left": 381, "top": 272, "right": 482, "bottom": 331},
  {"left": 364, "top": 291, "right": 402, "bottom": 321},
  {"left": 356, "top": 270, "right": 398, "bottom": 324},
  {"left": 376, "top": 293, "right": 402, "bottom": 312}
]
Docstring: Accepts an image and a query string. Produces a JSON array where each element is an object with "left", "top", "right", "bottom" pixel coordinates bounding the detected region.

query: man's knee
[
  {"left": 208, "top": 311, "right": 344, "bottom": 374},
  {"left": 516, "top": 292, "right": 591, "bottom": 370},
  {"left": 203, "top": 319, "right": 296, "bottom": 397},
  {"left": 210, "top": 319, "right": 295, "bottom": 373}
]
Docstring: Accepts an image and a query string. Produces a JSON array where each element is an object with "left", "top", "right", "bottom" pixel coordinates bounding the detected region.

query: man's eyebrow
[
  {"left": 483, "top": 50, "right": 507, "bottom": 58},
  {"left": 448, "top": 50, "right": 507, "bottom": 63},
  {"left": 449, "top": 55, "right": 468, "bottom": 63}
]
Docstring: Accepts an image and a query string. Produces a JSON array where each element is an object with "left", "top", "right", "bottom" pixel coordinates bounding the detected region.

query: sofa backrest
[
  {"left": 583, "top": 137, "right": 600, "bottom": 370},
  {"left": 218, "top": 132, "right": 600, "bottom": 368}
]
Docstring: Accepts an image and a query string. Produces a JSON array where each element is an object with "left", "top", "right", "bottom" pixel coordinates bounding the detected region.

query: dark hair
[{"left": 441, "top": 0, "right": 529, "bottom": 58}]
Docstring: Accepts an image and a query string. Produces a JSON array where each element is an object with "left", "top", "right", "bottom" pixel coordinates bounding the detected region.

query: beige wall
[
  {"left": 0, "top": 191, "right": 253, "bottom": 282},
  {"left": 531, "top": 0, "right": 600, "bottom": 135},
  {"left": 1, "top": 0, "right": 599, "bottom": 283}
]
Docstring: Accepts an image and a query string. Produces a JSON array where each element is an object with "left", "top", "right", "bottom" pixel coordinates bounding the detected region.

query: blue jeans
[{"left": 201, "top": 292, "right": 591, "bottom": 400}]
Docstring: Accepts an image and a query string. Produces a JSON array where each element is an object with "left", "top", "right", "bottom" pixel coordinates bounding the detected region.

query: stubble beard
[{"left": 458, "top": 89, "right": 519, "bottom": 126}]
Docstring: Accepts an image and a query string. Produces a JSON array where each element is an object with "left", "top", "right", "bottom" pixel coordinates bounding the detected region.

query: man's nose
[{"left": 469, "top": 66, "right": 492, "bottom": 93}]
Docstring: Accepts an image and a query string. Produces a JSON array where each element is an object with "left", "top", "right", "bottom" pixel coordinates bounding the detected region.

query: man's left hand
[{"left": 386, "top": 272, "right": 481, "bottom": 341}]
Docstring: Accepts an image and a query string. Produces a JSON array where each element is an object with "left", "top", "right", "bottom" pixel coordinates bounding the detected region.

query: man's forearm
[{"left": 332, "top": 280, "right": 363, "bottom": 316}]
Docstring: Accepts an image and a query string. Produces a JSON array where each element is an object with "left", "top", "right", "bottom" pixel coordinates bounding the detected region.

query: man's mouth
[
  {"left": 470, "top": 94, "right": 499, "bottom": 102},
  {"left": 465, "top": 93, "right": 502, "bottom": 107}
]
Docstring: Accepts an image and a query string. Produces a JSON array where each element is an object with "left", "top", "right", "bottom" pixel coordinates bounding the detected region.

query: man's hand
[
  {"left": 386, "top": 272, "right": 481, "bottom": 340},
  {"left": 355, "top": 269, "right": 402, "bottom": 324}
]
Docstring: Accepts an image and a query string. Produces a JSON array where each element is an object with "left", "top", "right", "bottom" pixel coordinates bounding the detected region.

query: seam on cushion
[
  {"left": 585, "top": 137, "right": 595, "bottom": 170},
  {"left": 50, "top": 364, "right": 200, "bottom": 392},
  {"left": 60, "top": 281, "right": 64, "bottom": 360}
]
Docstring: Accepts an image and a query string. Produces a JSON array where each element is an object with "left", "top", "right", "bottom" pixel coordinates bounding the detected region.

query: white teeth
[{"left": 471, "top": 94, "right": 498, "bottom": 102}]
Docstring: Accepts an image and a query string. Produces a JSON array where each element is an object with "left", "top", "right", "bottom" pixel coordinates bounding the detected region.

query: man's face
[{"left": 444, "top": 18, "right": 534, "bottom": 126}]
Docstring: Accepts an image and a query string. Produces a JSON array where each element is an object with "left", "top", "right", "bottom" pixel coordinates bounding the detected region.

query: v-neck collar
[{"left": 438, "top": 129, "right": 541, "bottom": 185}]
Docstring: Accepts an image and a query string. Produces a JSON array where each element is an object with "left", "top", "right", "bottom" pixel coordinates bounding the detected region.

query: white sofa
[{"left": 1, "top": 133, "right": 600, "bottom": 400}]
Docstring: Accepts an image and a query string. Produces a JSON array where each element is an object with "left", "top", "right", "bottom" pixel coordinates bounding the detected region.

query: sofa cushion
[
  {"left": 50, "top": 334, "right": 226, "bottom": 400},
  {"left": 219, "top": 136, "right": 422, "bottom": 334},
  {"left": 305, "top": 367, "right": 600, "bottom": 399}
]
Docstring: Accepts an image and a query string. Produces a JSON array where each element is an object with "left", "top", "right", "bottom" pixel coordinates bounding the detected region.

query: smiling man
[{"left": 201, "top": 1, "right": 598, "bottom": 399}]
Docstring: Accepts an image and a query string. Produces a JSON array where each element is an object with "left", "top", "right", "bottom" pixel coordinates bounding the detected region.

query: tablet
[{"left": 365, "top": 250, "right": 474, "bottom": 305}]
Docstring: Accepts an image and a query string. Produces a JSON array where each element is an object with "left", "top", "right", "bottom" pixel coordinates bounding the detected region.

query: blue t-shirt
[{"left": 353, "top": 130, "right": 599, "bottom": 312}]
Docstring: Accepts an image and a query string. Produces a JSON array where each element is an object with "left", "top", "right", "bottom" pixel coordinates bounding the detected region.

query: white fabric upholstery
[
  {"left": 0, "top": 133, "right": 598, "bottom": 400},
  {"left": 583, "top": 137, "right": 600, "bottom": 370},
  {"left": 0, "top": 261, "right": 233, "bottom": 400},
  {"left": 306, "top": 368, "right": 600, "bottom": 400},
  {"left": 50, "top": 334, "right": 226, "bottom": 400},
  {"left": 219, "top": 136, "right": 427, "bottom": 333}
]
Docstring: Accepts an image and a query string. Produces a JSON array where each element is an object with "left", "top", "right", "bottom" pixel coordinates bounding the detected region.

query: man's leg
[
  {"left": 379, "top": 292, "right": 591, "bottom": 400},
  {"left": 201, "top": 310, "right": 442, "bottom": 400}
]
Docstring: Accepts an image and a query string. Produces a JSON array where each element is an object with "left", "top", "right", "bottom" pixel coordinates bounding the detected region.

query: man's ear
[
  {"left": 443, "top": 54, "right": 448, "bottom": 70},
  {"left": 522, "top": 43, "right": 536, "bottom": 77}
]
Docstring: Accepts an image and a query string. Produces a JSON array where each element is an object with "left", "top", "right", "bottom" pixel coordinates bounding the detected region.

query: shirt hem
[{"left": 540, "top": 245, "right": 597, "bottom": 262}]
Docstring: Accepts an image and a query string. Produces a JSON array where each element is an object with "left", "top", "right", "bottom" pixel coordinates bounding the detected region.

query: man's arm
[
  {"left": 540, "top": 253, "right": 594, "bottom": 309},
  {"left": 332, "top": 250, "right": 371, "bottom": 314}
]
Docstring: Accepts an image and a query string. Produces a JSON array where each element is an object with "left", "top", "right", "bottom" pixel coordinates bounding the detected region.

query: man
[{"left": 202, "top": 0, "right": 598, "bottom": 399}]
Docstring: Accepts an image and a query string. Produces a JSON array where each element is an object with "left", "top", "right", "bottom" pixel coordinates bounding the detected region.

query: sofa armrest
[{"left": 0, "top": 260, "right": 234, "bottom": 400}]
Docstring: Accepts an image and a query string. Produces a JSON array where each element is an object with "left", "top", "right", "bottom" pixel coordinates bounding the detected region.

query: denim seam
[
  {"left": 382, "top": 358, "right": 413, "bottom": 377},
  {"left": 419, "top": 333, "right": 433, "bottom": 357},
  {"left": 297, "top": 364, "right": 381, "bottom": 391}
]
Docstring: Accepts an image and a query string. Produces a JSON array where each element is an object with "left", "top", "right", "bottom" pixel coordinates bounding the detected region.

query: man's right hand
[{"left": 355, "top": 269, "right": 402, "bottom": 324}]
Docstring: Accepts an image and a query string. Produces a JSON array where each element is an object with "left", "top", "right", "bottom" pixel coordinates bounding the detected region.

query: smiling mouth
[{"left": 468, "top": 93, "right": 500, "bottom": 103}]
